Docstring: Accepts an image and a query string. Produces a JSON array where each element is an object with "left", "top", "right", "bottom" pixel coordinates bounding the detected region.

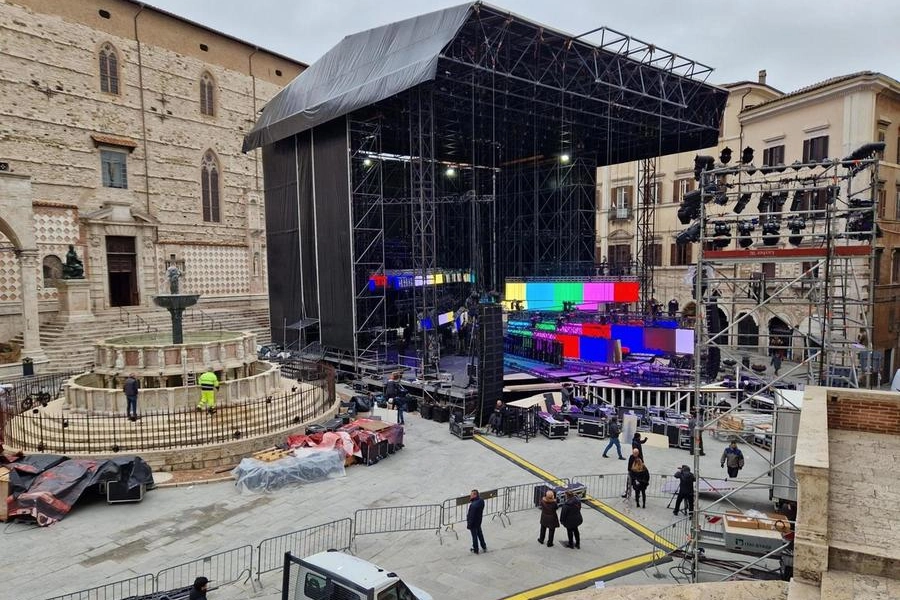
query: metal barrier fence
[
  {"left": 43, "top": 573, "right": 156, "bottom": 600},
  {"left": 3, "top": 384, "right": 331, "bottom": 454},
  {"left": 441, "top": 488, "right": 508, "bottom": 528},
  {"left": 353, "top": 504, "right": 443, "bottom": 536},
  {"left": 574, "top": 473, "right": 680, "bottom": 502},
  {"left": 155, "top": 545, "right": 254, "bottom": 591},
  {"left": 651, "top": 515, "right": 692, "bottom": 553},
  {"left": 502, "top": 481, "right": 563, "bottom": 517},
  {"left": 256, "top": 518, "right": 353, "bottom": 578}
]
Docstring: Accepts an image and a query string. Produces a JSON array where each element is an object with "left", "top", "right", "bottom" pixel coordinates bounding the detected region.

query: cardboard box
[
  {"left": 759, "top": 512, "right": 790, "bottom": 531},
  {"left": 725, "top": 511, "right": 759, "bottom": 529}
]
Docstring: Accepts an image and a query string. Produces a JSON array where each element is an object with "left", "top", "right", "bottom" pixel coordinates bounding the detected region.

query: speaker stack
[{"left": 477, "top": 303, "right": 504, "bottom": 426}]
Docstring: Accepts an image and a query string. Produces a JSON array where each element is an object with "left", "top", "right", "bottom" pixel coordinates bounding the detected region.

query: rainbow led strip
[
  {"left": 368, "top": 270, "right": 475, "bottom": 291},
  {"left": 507, "top": 320, "right": 695, "bottom": 358}
]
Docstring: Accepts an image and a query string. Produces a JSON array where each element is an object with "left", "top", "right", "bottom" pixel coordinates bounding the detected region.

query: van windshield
[{"left": 376, "top": 581, "right": 418, "bottom": 600}]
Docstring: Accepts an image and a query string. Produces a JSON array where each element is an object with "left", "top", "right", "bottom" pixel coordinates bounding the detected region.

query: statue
[
  {"left": 62, "top": 245, "right": 84, "bottom": 279},
  {"left": 166, "top": 264, "right": 182, "bottom": 294}
]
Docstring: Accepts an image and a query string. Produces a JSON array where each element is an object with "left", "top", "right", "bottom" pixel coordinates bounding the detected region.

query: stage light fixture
[
  {"left": 445, "top": 167, "right": 457, "bottom": 177},
  {"left": 847, "top": 213, "right": 876, "bottom": 241},
  {"left": 693, "top": 155, "right": 716, "bottom": 181},
  {"left": 677, "top": 189, "right": 702, "bottom": 224},
  {"left": 676, "top": 222, "right": 701, "bottom": 245},
  {"left": 773, "top": 191, "right": 788, "bottom": 212},
  {"left": 842, "top": 141, "right": 886, "bottom": 163},
  {"left": 787, "top": 216, "right": 806, "bottom": 246},
  {"left": 790, "top": 190, "right": 804, "bottom": 212},
  {"left": 560, "top": 153, "right": 571, "bottom": 163},
  {"left": 363, "top": 157, "right": 373, "bottom": 167},
  {"left": 714, "top": 190, "right": 729, "bottom": 206},
  {"left": 762, "top": 219, "right": 780, "bottom": 246},
  {"left": 789, "top": 160, "right": 803, "bottom": 171},
  {"left": 757, "top": 191, "right": 773, "bottom": 213},
  {"left": 737, "top": 219, "right": 755, "bottom": 248},
  {"left": 734, "top": 193, "right": 752, "bottom": 214},
  {"left": 741, "top": 146, "right": 754, "bottom": 164},
  {"left": 720, "top": 147, "right": 733, "bottom": 165},
  {"left": 712, "top": 221, "right": 731, "bottom": 248}
]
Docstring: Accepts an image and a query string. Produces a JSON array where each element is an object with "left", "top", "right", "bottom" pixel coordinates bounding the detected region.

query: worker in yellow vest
[{"left": 197, "top": 368, "right": 219, "bottom": 414}]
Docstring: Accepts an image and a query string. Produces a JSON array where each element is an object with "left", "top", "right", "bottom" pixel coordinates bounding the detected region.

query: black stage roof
[{"left": 244, "top": 2, "right": 728, "bottom": 164}]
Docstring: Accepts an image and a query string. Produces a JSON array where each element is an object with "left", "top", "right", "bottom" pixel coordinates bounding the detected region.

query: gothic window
[
  {"left": 200, "top": 72, "right": 215, "bottom": 116},
  {"left": 99, "top": 43, "right": 119, "bottom": 94},
  {"left": 201, "top": 150, "right": 221, "bottom": 222}
]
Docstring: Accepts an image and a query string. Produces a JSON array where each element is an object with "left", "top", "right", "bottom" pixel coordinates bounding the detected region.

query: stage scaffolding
[
  {"left": 636, "top": 156, "right": 659, "bottom": 312},
  {"left": 682, "top": 148, "right": 882, "bottom": 582}
]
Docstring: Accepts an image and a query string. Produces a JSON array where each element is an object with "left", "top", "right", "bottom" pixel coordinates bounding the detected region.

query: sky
[{"left": 143, "top": 0, "right": 899, "bottom": 93}]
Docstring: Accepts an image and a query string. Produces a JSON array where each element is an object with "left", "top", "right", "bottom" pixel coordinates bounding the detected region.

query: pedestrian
[
  {"left": 622, "top": 448, "right": 640, "bottom": 498},
  {"left": 384, "top": 372, "right": 406, "bottom": 425},
  {"left": 631, "top": 431, "right": 648, "bottom": 459},
  {"left": 673, "top": 465, "right": 696, "bottom": 516},
  {"left": 466, "top": 489, "right": 487, "bottom": 554},
  {"left": 771, "top": 352, "right": 783, "bottom": 376},
  {"left": 560, "top": 490, "right": 582, "bottom": 549},
  {"left": 196, "top": 368, "right": 219, "bottom": 414},
  {"left": 488, "top": 400, "right": 505, "bottom": 435},
  {"left": 189, "top": 576, "right": 209, "bottom": 600},
  {"left": 720, "top": 440, "right": 745, "bottom": 478},
  {"left": 537, "top": 489, "right": 559, "bottom": 547},
  {"left": 602, "top": 418, "right": 625, "bottom": 459},
  {"left": 630, "top": 457, "right": 650, "bottom": 509},
  {"left": 123, "top": 373, "right": 140, "bottom": 421}
]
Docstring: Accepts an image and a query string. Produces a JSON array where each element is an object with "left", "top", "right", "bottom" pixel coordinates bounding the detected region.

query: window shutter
[
  {"left": 802, "top": 139, "right": 810, "bottom": 162},
  {"left": 626, "top": 185, "right": 633, "bottom": 211}
]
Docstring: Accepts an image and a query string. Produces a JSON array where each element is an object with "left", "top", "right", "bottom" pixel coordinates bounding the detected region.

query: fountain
[{"left": 152, "top": 263, "right": 198, "bottom": 344}]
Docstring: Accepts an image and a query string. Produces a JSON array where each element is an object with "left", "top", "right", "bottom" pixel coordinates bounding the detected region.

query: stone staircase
[{"left": 10, "top": 305, "right": 271, "bottom": 372}]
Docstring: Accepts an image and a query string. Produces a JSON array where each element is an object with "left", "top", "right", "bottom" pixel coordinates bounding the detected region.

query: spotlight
[
  {"left": 693, "top": 155, "right": 716, "bottom": 181},
  {"left": 714, "top": 190, "right": 729, "bottom": 206},
  {"left": 757, "top": 191, "right": 773, "bottom": 213},
  {"left": 734, "top": 193, "right": 752, "bottom": 214},
  {"left": 560, "top": 154, "right": 571, "bottom": 163},
  {"left": 676, "top": 222, "right": 702, "bottom": 245},
  {"left": 847, "top": 213, "right": 875, "bottom": 240},
  {"left": 737, "top": 219, "right": 755, "bottom": 248},
  {"left": 445, "top": 167, "right": 457, "bottom": 177},
  {"left": 363, "top": 157, "right": 373, "bottom": 167},
  {"left": 720, "top": 147, "right": 733, "bottom": 165},
  {"left": 741, "top": 146, "right": 755, "bottom": 164},
  {"left": 762, "top": 220, "right": 780, "bottom": 246},
  {"left": 677, "top": 189, "right": 702, "bottom": 224},
  {"left": 713, "top": 221, "right": 731, "bottom": 248},
  {"left": 787, "top": 216, "right": 806, "bottom": 246},
  {"left": 842, "top": 141, "right": 886, "bottom": 163},
  {"left": 790, "top": 190, "right": 804, "bottom": 212},
  {"left": 773, "top": 191, "right": 788, "bottom": 212}
]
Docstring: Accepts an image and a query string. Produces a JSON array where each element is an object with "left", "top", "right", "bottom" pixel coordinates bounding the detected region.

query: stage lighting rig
[
  {"left": 762, "top": 219, "right": 780, "bottom": 246},
  {"left": 676, "top": 222, "right": 701, "bottom": 245},
  {"left": 787, "top": 216, "right": 806, "bottom": 246},
  {"left": 737, "top": 219, "right": 755, "bottom": 248},
  {"left": 678, "top": 189, "right": 702, "bottom": 224},
  {"left": 842, "top": 141, "right": 886, "bottom": 164},
  {"left": 734, "top": 193, "right": 752, "bottom": 214}
]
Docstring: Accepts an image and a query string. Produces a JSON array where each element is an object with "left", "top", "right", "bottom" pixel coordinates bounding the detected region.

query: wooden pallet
[{"left": 251, "top": 447, "right": 292, "bottom": 462}]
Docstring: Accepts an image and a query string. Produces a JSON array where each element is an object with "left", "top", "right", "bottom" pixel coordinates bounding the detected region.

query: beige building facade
[
  {"left": 0, "top": 0, "right": 305, "bottom": 370},
  {"left": 597, "top": 71, "right": 900, "bottom": 381}
]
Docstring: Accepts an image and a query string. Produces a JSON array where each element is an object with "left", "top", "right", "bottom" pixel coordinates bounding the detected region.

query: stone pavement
[{"left": 1, "top": 405, "right": 777, "bottom": 600}]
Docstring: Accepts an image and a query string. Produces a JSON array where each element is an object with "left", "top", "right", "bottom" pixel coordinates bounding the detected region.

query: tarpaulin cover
[
  {"left": 231, "top": 450, "right": 345, "bottom": 493},
  {"left": 242, "top": 2, "right": 473, "bottom": 151},
  {"left": 6, "top": 455, "right": 154, "bottom": 526}
]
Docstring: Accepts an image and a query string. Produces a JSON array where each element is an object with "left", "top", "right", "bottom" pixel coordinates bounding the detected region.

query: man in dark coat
[
  {"left": 467, "top": 489, "right": 487, "bottom": 554},
  {"left": 560, "top": 490, "right": 583, "bottom": 549},
  {"left": 602, "top": 418, "right": 625, "bottom": 459},
  {"left": 123, "top": 373, "right": 140, "bottom": 421},
  {"left": 721, "top": 440, "right": 745, "bottom": 478},
  {"left": 673, "top": 465, "right": 696, "bottom": 516},
  {"left": 384, "top": 372, "right": 406, "bottom": 425},
  {"left": 189, "top": 576, "right": 209, "bottom": 600}
]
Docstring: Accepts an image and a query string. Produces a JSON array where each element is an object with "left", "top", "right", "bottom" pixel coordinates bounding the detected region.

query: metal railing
[
  {"left": 156, "top": 545, "right": 254, "bottom": 591},
  {"left": 43, "top": 573, "right": 156, "bottom": 600},
  {"left": 3, "top": 383, "right": 331, "bottom": 454},
  {"left": 441, "top": 488, "right": 508, "bottom": 528},
  {"left": 353, "top": 504, "right": 443, "bottom": 536},
  {"left": 256, "top": 518, "right": 353, "bottom": 577},
  {"left": 188, "top": 307, "right": 224, "bottom": 332},
  {"left": 117, "top": 306, "right": 158, "bottom": 334}
]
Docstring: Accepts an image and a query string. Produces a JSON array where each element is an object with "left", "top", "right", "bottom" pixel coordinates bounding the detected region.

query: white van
[{"left": 289, "top": 551, "right": 433, "bottom": 600}]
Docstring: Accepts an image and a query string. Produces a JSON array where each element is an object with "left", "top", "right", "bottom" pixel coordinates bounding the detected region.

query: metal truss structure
[
  {"left": 636, "top": 156, "right": 658, "bottom": 311},
  {"left": 682, "top": 148, "right": 882, "bottom": 582}
]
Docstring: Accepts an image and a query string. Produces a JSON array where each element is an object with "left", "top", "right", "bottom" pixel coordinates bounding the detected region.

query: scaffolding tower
[{"left": 636, "top": 156, "right": 659, "bottom": 312}]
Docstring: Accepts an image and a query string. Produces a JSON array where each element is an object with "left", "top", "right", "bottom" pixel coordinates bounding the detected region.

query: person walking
[
  {"left": 560, "top": 490, "right": 583, "bottom": 549},
  {"left": 622, "top": 448, "right": 640, "bottom": 499},
  {"left": 771, "top": 352, "right": 783, "bottom": 376},
  {"left": 197, "top": 368, "right": 219, "bottom": 414},
  {"left": 631, "top": 431, "right": 648, "bottom": 459},
  {"left": 123, "top": 373, "right": 140, "bottom": 421},
  {"left": 466, "top": 489, "right": 487, "bottom": 554},
  {"left": 384, "top": 372, "right": 406, "bottom": 425},
  {"left": 189, "top": 576, "right": 209, "bottom": 600},
  {"left": 488, "top": 400, "right": 505, "bottom": 435},
  {"left": 630, "top": 457, "right": 650, "bottom": 508},
  {"left": 537, "top": 489, "right": 560, "bottom": 547},
  {"left": 720, "top": 440, "right": 745, "bottom": 478},
  {"left": 602, "top": 418, "right": 625, "bottom": 459},
  {"left": 673, "top": 465, "right": 696, "bottom": 516}
]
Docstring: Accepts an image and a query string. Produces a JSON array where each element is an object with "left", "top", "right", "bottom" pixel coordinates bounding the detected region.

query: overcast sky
[{"left": 144, "top": 0, "right": 898, "bottom": 92}]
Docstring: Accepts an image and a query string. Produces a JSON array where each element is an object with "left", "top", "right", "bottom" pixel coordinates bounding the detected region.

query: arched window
[
  {"left": 42, "top": 255, "right": 63, "bottom": 285},
  {"left": 201, "top": 150, "right": 221, "bottom": 222},
  {"left": 200, "top": 72, "right": 215, "bottom": 116},
  {"left": 99, "top": 43, "right": 119, "bottom": 94}
]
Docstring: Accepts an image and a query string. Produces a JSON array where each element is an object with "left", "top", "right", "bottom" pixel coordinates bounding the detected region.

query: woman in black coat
[
  {"left": 631, "top": 432, "right": 648, "bottom": 459},
  {"left": 559, "top": 490, "right": 583, "bottom": 549},
  {"left": 537, "top": 490, "right": 560, "bottom": 547},
  {"left": 630, "top": 458, "right": 650, "bottom": 508}
]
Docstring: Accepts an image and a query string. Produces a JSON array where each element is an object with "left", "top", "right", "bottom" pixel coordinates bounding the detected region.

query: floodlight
[
  {"left": 734, "top": 193, "right": 752, "bottom": 214},
  {"left": 693, "top": 155, "right": 716, "bottom": 181},
  {"left": 560, "top": 154, "right": 571, "bottom": 163},
  {"left": 842, "top": 141, "right": 886, "bottom": 163},
  {"left": 761, "top": 220, "right": 780, "bottom": 246},
  {"left": 741, "top": 147, "right": 754, "bottom": 164},
  {"left": 787, "top": 216, "right": 806, "bottom": 246},
  {"left": 773, "top": 191, "right": 788, "bottom": 212},
  {"left": 720, "top": 147, "right": 733, "bottom": 165},
  {"left": 676, "top": 222, "right": 702, "bottom": 245},
  {"left": 790, "top": 190, "right": 804, "bottom": 212},
  {"left": 445, "top": 167, "right": 457, "bottom": 177},
  {"left": 737, "top": 220, "right": 755, "bottom": 248},
  {"left": 677, "top": 189, "right": 702, "bottom": 224},
  {"left": 363, "top": 158, "right": 373, "bottom": 167},
  {"left": 712, "top": 221, "right": 731, "bottom": 248},
  {"left": 757, "top": 191, "right": 773, "bottom": 213}
]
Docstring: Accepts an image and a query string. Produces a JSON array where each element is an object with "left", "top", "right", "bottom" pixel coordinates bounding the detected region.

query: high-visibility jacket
[{"left": 199, "top": 371, "right": 219, "bottom": 391}]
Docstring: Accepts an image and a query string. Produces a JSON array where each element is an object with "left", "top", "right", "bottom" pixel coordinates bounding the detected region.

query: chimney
[{"left": 758, "top": 69, "right": 767, "bottom": 85}]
